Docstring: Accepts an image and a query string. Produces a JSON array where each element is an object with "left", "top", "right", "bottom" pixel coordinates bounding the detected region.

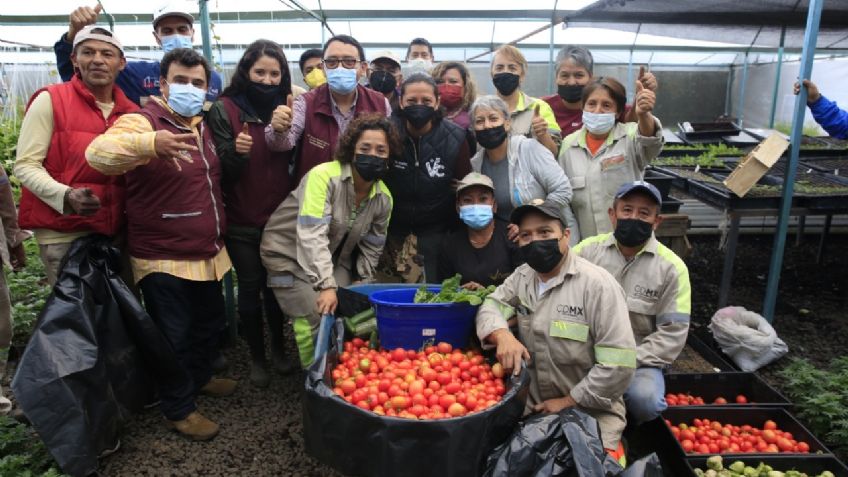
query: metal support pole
[
  {"left": 763, "top": 0, "right": 824, "bottom": 321},
  {"left": 626, "top": 49, "right": 635, "bottom": 103},
  {"left": 816, "top": 214, "right": 833, "bottom": 264},
  {"left": 718, "top": 213, "right": 741, "bottom": 308},
  {"left": 737, "top": 52, "right": 749, "bottom": 127},
  {"left": 198, "top": 0, "right": 213, "bottom": 62},
  {"left": 724, "top": 64, "right": 734, "bottom": 116},
  {"left": 769, "top": 27, "right": 787, "bottom": 128},
  {"left": 547, "top": 15, "right": 556, "bottom": 94}
]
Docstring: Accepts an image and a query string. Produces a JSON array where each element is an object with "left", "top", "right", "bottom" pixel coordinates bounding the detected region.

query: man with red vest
[
  {"left": 86, "top": 48, "right": 235, "bottom": 441},
  {"left": 14, "top": 26, "right": 137, "bottom": 286},
  {"left": 265, "top": 34, "right": 391, "bottom": 184}
]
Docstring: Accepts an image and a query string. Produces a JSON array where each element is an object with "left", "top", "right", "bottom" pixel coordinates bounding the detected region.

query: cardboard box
[{"left": 723, "top": 133, "right": 790, "bottom": 197}]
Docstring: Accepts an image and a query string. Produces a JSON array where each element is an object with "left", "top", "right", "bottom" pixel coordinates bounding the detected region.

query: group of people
[{"left": 1, "top": 4, "right": 691, "bottom": 457}]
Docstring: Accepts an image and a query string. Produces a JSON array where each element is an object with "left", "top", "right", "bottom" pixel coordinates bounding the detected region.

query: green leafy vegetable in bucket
[{"left": 414, "top": 274, "right": 496, "bottom": 306}]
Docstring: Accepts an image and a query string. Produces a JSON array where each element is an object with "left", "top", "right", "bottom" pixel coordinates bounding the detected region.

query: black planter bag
[
  {"left": 11, "top": 235, "right": 188, "bottom": 477},
  {"left": 303, "top": 318, "right": 530, "bottom": 477},
  {"left": 483, "top": 408, "right": 664, "bottom": 477}
]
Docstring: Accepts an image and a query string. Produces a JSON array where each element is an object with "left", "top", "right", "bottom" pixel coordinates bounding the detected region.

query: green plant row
[
  {"left": 8, "top": 240, "right": 50, "bottom": 348},
  {"left": 0, "top": 416, "right": 66, "bottom": 477},
  {"left": 778, "top": 357, "right": 848, "bottom": 451}
]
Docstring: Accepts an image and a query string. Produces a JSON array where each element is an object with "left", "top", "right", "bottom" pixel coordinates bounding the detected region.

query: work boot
[
  {"left": 250, "top": 361, "right": 270, "bottom": 388},
  {"left": 167, "top": 411, "right": 219, "bottom": 441},
  {"left": 199, "top": 377, "right": 238, "bottom": 397},
  {"left": 271, "top": 349, "right": 300, "bottom": 376}
]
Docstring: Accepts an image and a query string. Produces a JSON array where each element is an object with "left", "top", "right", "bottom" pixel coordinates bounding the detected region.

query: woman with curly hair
[
  {"left": 207, "top": 39, "right": 298, "bottom": 385},
  {"left": 260, "top": 114, "right": 401, "bottom": 367}
]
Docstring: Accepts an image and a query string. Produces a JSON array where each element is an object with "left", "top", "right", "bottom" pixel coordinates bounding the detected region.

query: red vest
[
  {"left": 220, "top": 96, "right": 293, "bottom": 228},
  {"left": 294, "top": 84, "right": 388, "bottom": 184},
  {"left": 18, "top": 75, "right": 138, "bottom": 234},
  {"left": 126, "top": 99, "right": 226, "bottom": 260}
]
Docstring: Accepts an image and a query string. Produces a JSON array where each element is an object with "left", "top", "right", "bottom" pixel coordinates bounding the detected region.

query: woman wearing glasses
[{"left": 266, "top": 34, "right": 391, "bottom": 184}]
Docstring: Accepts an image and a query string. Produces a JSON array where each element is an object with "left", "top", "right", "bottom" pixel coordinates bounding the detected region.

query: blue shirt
[
  {"left": 808, "top": 95, "right": 848, "bottom": 139},
  {"left": 54, "top": 34, "right": 222, "bottom": 107}
]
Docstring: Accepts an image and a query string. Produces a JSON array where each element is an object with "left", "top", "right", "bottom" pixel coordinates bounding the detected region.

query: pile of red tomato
[
  {"left": 666, "top": 418, "right": 812, "bottom": 454},
  {"left": 331, "top": 338, "right": 508, "bottom": 420},
  {"left": 666, "top": 393, "right": 750, "bottom": 406}
]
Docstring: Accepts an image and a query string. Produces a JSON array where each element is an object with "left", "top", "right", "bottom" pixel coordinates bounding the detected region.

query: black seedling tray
[
  {"left": 661, "top": 407, "right": 833, "bottom": 458},
  {"left": 686, "top": 329, "right": 738, "bottom": 372},
  {"left": 687, "top": 455, "right": 848, "bottom": 477},
  {"left": 646, "top": 168, "right": 674, "bottom": 199},
  {"left": 665, "top": 372, "right": 791, "bottom": 408}
]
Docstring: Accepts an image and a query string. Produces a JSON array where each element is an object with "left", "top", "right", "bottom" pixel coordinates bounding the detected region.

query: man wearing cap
[
  {"left": 267, "top": 34, "right": 391, "bottom": 184},
  {"left": 437, "top": 172, "right": 520, "bottom": 287},
  {"left": 86, "top": 48, "right": 235, "bottom": 441},
  {"left": 368, "top": 51, "right": 403, "bottom": 111},
  {"left": 573, "top": 181, "right": 691, "bottom": 425},
  {"left": 476, "top": 198, "right": 636, "bottom": 463},
  {"left": 54, "top": 4, "right": 223, "bottom": 106},
  {"left": 14, "top": 26, "right": 137, "bottom": 285}
]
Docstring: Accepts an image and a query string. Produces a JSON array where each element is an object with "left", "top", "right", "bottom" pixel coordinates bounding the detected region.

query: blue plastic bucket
[{"left": 369, "top": 287, "right": 479, "bottom": 351}]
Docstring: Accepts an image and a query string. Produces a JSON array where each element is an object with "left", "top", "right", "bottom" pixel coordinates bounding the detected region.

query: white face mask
[
  {"left": 582, "top": 111, "right": 616, "bottom": 135},
  {"left": 407, "top": 58, "right": 433, "bottom": 73}
]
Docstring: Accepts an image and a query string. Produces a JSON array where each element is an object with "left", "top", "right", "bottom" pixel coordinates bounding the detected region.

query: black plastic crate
[
  {"left": 665, "top": 372, "right": 791, "bottom": 408},
  {"left": 685, "top": 330, "right": 738, "bottom": 372},
  {"left": 661, "top": 407, "right": 833, "bottom": 458},
  {"left": 646, "top": 168, "right": 674, "bottom": 198},
  {"left": 687, "top": 455, "right": 848, "bottom": 477}
]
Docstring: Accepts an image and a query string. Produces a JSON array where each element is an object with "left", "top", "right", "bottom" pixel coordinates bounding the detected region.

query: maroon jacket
[
  {"left": 219, "top": 96, "right": 293, "bottom": 228},
  {"left": 294, "top": 84, "right": 388, "bottom": 184},
  {"left": 126, "top": 100, "right": 226, "bottom": 260}
]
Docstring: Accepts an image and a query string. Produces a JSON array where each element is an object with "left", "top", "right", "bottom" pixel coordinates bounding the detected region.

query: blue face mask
[
  {"left": 459, "top": 204, "right": 494, "bottom": 230},
  {"left": 160, "top": 34, "right": 193, "bottom": 53},
  {"left": 166, "top": 82, "right": 206, "bottom": 117},
  {"left": 325, "top": 67, "right": 358, "bottom": 94}
]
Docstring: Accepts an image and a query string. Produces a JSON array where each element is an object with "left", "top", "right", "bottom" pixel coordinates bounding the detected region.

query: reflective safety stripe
[
  {"left": 594, "top": 345, "right": 637, "bottom": 368},
  {"left": 656, "top": 242, "right": 692, "bottom": 315},
  {"left": 300, "top": 161, "right": 342, "bottom": 219},
  {"left": 362, "top": 233, "right": 386, "bottom": 246},
  {"left": 549, "top": 320, "right": 589, "bottom": 342},
  {"left": 656, "top": 312, "right": 690, "bottom": 326},
  {"left": 484, "top": 297, "right": 514, "bottom": 320},
  {"left": 293, "top": 316, "right": 316, "bottom": 367},
  {"left": 626, "top": 122, "right": 638, "bottom": 139},
  {"left": 572, "top": 232, "right": 613, "bottom": 255},
  {"left": 297, "top": 215, "right": 332, "bottom": 226}
]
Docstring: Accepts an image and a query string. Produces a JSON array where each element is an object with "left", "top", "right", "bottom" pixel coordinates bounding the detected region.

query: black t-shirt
[{"left": 437, "top": 218, "right": 523, "bottom": 287}]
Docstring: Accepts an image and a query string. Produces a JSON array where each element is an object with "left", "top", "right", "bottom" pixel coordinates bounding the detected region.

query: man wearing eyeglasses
[{"left": 266, "top": 35, "right": 391, "bottom": 184}]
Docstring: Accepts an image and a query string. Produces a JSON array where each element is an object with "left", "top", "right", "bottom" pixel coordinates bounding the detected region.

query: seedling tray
[
  {"left": 665, "top": 372, "right": 791, "bottom": 408},
  {"left": 686, "top": 455, "right": 848, "bottom": 477},
  {"left": 661, "top": 407, "right": 833, "bottom": 459}
]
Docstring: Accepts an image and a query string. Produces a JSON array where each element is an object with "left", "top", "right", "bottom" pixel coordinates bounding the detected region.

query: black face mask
[
  {"left": 492, "top": 72, "right": 521, "bottom": 96},
  {"left": 614, "top": 218, "right": 654, "bottom": 247},
  {"left": 369, "top": 70, "right": 397, "bottom": 94},
  {"left": 476, "top": 125, "right": 508, "bottom": 149},
  {"left": 246, "top": 81, "right": 283, "bottom": 122},
  {"left": 401, "top": 104, "right": 436, "bottom": 130},
  {"left": 520, "top": 238, "right": 564, "bottom": 274},
  {"left": 353, "top": 154, "right": 388, "bottom": 182},
  {"left": 558, "top": 84, "right": 584, "bottom": 103}
]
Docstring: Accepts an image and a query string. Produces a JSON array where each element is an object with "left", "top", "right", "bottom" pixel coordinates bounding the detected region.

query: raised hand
[
  {"left": 271, "top": 94, "right": 294, "bottom": 133},
  {"left": 634, "top": 80, "right": 656, "bottom": 116},
  {"left": 637, "top": 65, "right": 658, "bottom": 92},
  {"left": 793, "top": 79, "right": 821, "bottom": 104},
  {"left": 154, "top": 130, "right": 198, "bottom": 171},
  {"left": 68, "top": 4, "right": 102, "bottom": 42},
  {"left": 235, "top": 122, "right": 253, "bottom": 154},
  {"left": 531, "top": 103, "right": 548, "bottom": 139}
]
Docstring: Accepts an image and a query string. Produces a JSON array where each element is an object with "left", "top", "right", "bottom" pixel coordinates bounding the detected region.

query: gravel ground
[{"left": 97, "top": 339, "right": 343, "bottom": 477}]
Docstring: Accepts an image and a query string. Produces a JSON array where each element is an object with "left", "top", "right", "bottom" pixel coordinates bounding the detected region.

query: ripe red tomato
[
  {"left": 439, "top": 394, "right": 457, "bottom": 409},
  {"left": 735, "top": 394, "right": 748, "bottom": 404},
  {"left": 763, "top": 420, "right": 778, "bottom": 430},
  {"left": 714, "top": 396, "right": 727, "bottom": 404},
  {"left": 390, "top": 348, "right": 407, "bottom": 362},
  {"left": 447, "top": 403, "right": 467, "bottom": 417},
  {"left": 797, "top": 441, "right": 810, "bottom": 453},
  {"left": 436, "top": 342, "right": 453, "bottom": 354},
  {"left": 681, "top": 439, "right": 694, "bottom": 452}
]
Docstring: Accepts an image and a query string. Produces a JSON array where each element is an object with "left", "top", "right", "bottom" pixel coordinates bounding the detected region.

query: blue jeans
[{"left": 623, "top": 367, "right": 667, "bottom": 425}]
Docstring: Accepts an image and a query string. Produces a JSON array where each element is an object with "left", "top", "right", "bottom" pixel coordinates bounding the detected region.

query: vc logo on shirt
[{"left": 425, "top": 158, "right": 445, "bottom": 178}]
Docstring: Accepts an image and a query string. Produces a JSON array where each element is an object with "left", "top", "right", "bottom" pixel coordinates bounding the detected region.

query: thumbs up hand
[
  {"left": 235, "top": 122, "right": 253, "bottom": 155},
  {"left": 530, "top": 103, "right": 548, "bottom": 140},
  {"left": 271, "top": 94, "right": 294, "bottom": 133},
  {"left": 68, "top": 4, "right": 102, "bottom": 42},
  {"left": 634, "top": 80, "right": 656, "bottom": 116},
  {"left": 637, "top": 65, "right": 658, "bottom": 92}
]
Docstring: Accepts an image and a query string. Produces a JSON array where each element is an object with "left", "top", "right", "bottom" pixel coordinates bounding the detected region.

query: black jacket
[{"left": 384, "top": 116, "right": 470, "bottom": 235}]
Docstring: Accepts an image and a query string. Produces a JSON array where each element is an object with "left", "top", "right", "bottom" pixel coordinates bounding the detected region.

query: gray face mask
[{"left": 582, "top": 111, "right": 616, "bottom": 135}]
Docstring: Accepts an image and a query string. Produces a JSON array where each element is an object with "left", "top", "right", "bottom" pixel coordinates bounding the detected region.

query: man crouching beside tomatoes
[{"left": 475, "top": 198, "right": 636, "bottom": 464}]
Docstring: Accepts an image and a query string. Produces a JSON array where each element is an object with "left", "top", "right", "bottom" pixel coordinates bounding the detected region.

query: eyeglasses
[{"left": 323, "top": 57, "right": 360, "bottom": 69}]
